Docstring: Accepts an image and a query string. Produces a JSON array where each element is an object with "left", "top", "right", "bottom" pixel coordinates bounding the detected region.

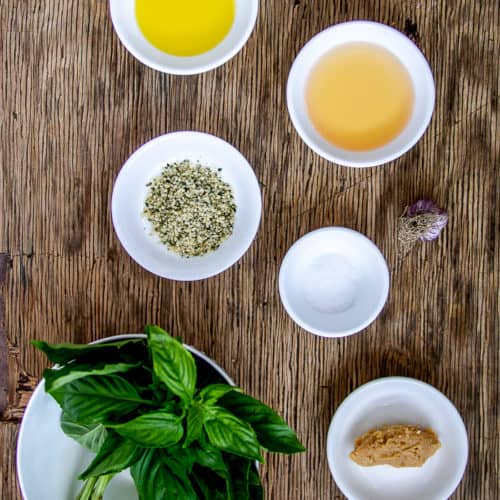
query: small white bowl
[
  {"left": 111, "top": 131, "right": 262, "bottom": 280},
  {"left": 287, "top": 21, "right": 435, "bottom": 167},
  {"left": 109, "top": 0, "right": 259, "bottom": 75},
  {"left": 327, "top": 377, "right": 469, "bottom": 500},
  {"left": 278, "top": 227, "right": 389, "bottom": 337}
]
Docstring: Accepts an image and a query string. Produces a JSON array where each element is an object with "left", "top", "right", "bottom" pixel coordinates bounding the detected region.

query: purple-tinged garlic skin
[
  {"left": 403, "top": 199, "right": 448, "bottom": 241},
  {"left": 406, "top": 199, "right": 445, "bottom": 217}
]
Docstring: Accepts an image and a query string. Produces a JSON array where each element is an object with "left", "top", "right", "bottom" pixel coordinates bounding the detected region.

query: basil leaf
[
  {"left": 219, "top": 392, "right": 306, "bottom": 454},
  {"left": 161, "top": 451, "right": 194, "bottom": 482},
  {"left": 225, "top": 455, "right": 250, "bottom": 500},
  {"left": 146, "top": 325, "right": 196, "bottom": 404},
  {"left": 191, "top": 466, "right": 228, "bottom": 500},
  {"left": 109, "top": 411, "right": 183, "bottom": 448},
  {"left": 79, "top": 432, "right": 142, "bottom": 480},
  {"left": 131, "top": 449, "right": 197, "bottom": 500},
  {"left": 248, "top": 465, "right": 264, "bottom": 500},
  {"left": 204, "top": 407, "right": 264, "bottom": 463},
  {"left": 32, "top": 339, "right": 144, "bottom": 364},
  {"left": 44, "top": 362, "right": 139, "bottom": 392},
  {"left": 191, "top": 444, "right": 229, "bottom": 479},
  {"left": 199, "top": 384, "right": 240, "bottom": 405},
  {"left": 50, "top": 375, "right": 148, "bottom": 424},
  {"left": 185, "top": 402, "right": 205, "bottom": 447},
  {"left": 60, "top": 412, "right": 108, "bottom": 452}
]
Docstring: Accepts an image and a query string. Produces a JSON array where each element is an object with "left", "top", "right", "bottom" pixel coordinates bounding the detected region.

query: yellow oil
[
  {"left": 305, "top": 42, "right": 415, "bottom": 151},
  {"left": 135, "top": 0, "right": 235, "bottom": 57}
]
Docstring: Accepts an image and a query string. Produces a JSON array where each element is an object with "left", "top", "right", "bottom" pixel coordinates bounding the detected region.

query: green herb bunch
[{"left": 33, "top": 326, "right": 305, "bottom": 500}]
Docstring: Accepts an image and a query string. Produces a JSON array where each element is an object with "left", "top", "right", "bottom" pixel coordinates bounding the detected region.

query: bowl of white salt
[{"left": 278, "top": 227, "right": 389, "bottom": 337}]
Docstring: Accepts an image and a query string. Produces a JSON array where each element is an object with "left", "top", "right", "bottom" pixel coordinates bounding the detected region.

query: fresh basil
[
  {"left": 185, "top": 402, "right": 205, "bottom": 447},
  {"left": 32, "top": 338, "right": 143, "bottom": 364},
  {"left": 160, "top": 449, "right": 195, "bottom": 481},
  {"left": 191, "top": 466, "right": 228, "bottom": 500},
  {"left": 191, "top": 444, "right": 229, "bottom": 479},
  {"left": 35, "top": 326, "right": 305, "bottom": 500},
  {"left": 79, "top": 432, "right": 142, "bottom": 480},
  {"left": 50, "top": 374, "right": 150, "bottom": 424},
  {"left": 248, "top": 465, "right": 264, "bottom": 500},
  {"left": 199, "top": 384, "right": 240, "bottom": 405},
  {"left": 77, "top": 474, "right": 114, "bottom": 500},
  {"left": 204, "top": 407, "right": 264, "bottom": 463},
  {"left": 225, "top": 455, "right": 250, "bottom": 500},
  {"left": 146, "top": 325, "right": 196, "bottom": 404},
  {"left": 109, "top": 411, "right": 183, "bottom": 448},
  {"left": 60, "top": 412, "right": 108, "bottom": 453},
  {"left": 219, "top": 391, "right": 306, "bottom": 454},
  {"left": 131, "top": 449, "right": 197, "bottom": 500},
  {"left": 44, "top": 362, "right": 138, "bottom": 392}
]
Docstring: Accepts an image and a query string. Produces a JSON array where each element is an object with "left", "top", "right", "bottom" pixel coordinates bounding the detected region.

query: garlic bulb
[{"left": 398, "top": 200, "right": 448, "bottom": 254}]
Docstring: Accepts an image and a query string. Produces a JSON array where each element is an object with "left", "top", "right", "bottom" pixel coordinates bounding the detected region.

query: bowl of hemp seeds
[{"left": 111, "top": 131, "right": 262, "bottom": 280}]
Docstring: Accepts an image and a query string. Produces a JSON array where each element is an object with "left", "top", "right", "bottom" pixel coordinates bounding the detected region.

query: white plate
[
  {"left": 17, "top": 379, "right": 138, "bottom": 500},
  {"left": 111, "top": 131, "right": 262, "bottom": 280},
  {"left": 287, "top": 21, "right": 435, "bottom": 167},
  {"left": 279, "top": 227, "right": 389, "bottom": 337},
  {"left": 17, "top": 335, "right": 234, "bottom": 500},
  {"left": 109, "top": 0, "right": 259, "bottom": 75},
  {"left": 327, "top": 377, "right": 469, "bottom": 500}
]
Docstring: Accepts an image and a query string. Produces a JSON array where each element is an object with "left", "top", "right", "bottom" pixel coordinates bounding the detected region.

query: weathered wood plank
[
  {"left": 0, "top": 0, "right": 498, "bottom": 499},
  {"left": 0, "top": 423, "right": 21, "bottom": 499}
]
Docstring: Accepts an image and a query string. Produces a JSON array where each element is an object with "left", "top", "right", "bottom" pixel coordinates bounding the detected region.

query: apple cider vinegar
[{"left": 305, "top": 43, "right": 415, "bottom": 151}]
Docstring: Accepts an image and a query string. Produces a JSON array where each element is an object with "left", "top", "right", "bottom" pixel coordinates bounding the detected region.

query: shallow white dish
[
  {"left": 16, "top": 334, "right": 235, "bottom": 500},
  {"left": 327, "top": 377, "right": 469, "bottom": 500},
  {"left": 279, "top": 227, "right": 389, "bottom": 337},
  {"left": 109, "top": 0, "right": 259, "bottom": 75},
  {"left": 111, "top": 131, "right": 262, "bottom": 281},
  {"left": 17, "top": 380, "right": 137, "bottom": 500},
  {"left": 287, "top": 21, "right": 435, "bottom": 167}
]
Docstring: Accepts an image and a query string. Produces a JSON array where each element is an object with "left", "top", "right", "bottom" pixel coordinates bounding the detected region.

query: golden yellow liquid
[
  {"left": 135, "top": 0, "right": 235, "bottom": 57},
  {"left": 305, "top": 43, "right": 415, "bottom": 151}
]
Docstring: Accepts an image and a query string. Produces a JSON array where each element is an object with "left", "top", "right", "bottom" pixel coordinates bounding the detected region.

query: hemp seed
[{"left": 143, "top": 160, "right": 236, "bottom": 257}]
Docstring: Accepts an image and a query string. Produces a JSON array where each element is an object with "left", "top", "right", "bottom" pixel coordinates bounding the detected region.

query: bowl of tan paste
[{"left": 326, "top": 377, "right": 469, "bottom": 500}]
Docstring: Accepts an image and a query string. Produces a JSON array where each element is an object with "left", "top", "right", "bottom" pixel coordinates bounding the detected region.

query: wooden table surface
[{"left": 1, "top": 1, "right": 499, "bottom": 499}]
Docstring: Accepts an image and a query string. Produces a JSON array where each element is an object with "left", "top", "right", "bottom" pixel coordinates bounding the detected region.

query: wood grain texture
[{"left": 1, "top": 0, "right": 499, "bottom": 499}]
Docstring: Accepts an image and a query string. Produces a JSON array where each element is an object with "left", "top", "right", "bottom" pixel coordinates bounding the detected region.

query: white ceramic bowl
[
  {"left": 278, "top": 227, "right": 389, "bottom": 337},
  {"left": 287, "top": 21, "right": 435, "bottom": 167},
  {"left": 109, "top": 0, "right": 259, "bottom": 75},
  {"left": 111, "top": 131, "right": 261, "bottom": 280},
  {"left": 17, "top": 334, "right": 234, "bottom": 500},
  {"left": 326, "top": 377, "right": 469, "bottom": 500}
]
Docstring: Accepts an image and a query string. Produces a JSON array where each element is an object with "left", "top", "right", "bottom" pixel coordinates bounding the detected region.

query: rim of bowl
[
  {"left": 326, "top": 376, "right": 469, "bottom": 500},
  {"left": 109, "top": 0, "right": 259, "bottom": 75},
  {"left": 278, "top": 227, "right": 390, "bottom": 337},
  {"left": 286, "top": 20, "right": 436, "bottom": 167},
  {"left": 16, "top": 333, "right": 235, "bottom": 499},
  {"left": 110, "top": 131, "right": 262, "bottom": 281}
]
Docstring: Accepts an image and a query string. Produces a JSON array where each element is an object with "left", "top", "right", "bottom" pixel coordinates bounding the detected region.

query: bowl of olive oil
[
  {"left": 287, "top": 21, "right": 435, "bottom": 167},
  {"left": 110, "top": 0, "right": 258, "bottom": 75}
]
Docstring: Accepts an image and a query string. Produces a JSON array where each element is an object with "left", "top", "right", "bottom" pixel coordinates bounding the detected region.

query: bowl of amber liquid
[
  {"left": 287, "top": 21, "right": 435, "bottom": 167},
  {"left": 109, "top": 0, "right": 258, "bottom": 75}
]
